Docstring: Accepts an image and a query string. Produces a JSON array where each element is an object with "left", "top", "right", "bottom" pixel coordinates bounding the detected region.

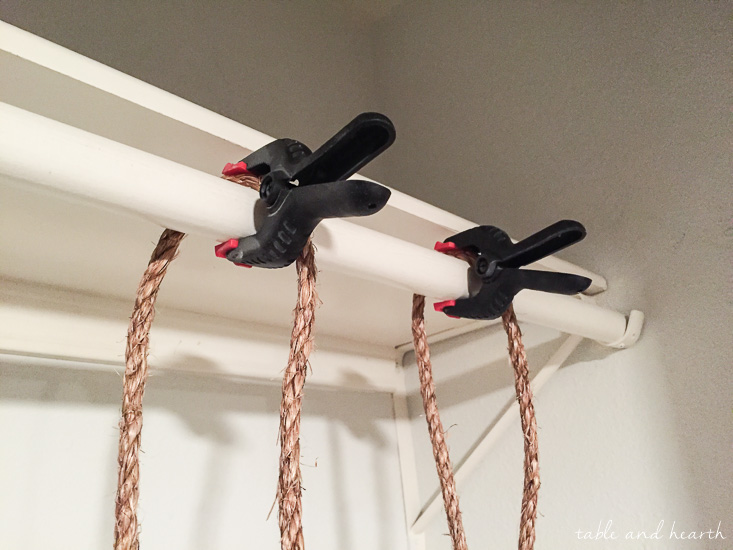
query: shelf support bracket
[{"left": 410, "top": 333, "right": 584, "bottom": 535}]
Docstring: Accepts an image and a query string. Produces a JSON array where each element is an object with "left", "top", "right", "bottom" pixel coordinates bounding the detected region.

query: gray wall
[{"left": 1, "top": 0, "right": 381, "bottom": 165}]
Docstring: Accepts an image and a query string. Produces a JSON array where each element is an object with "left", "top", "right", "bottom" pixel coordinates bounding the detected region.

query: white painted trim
[
  {"left": 0, "top": 278, "right": 398, "bottom": 393},
  {"left": 411, "top": 334, "right": 584, "bottom": 534},
  {"left": 392, "top": 366, "right": 427, "bottom": 550}
]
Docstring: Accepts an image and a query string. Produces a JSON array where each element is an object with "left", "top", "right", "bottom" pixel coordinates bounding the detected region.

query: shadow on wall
[
  {"left": 0, "top": 356, "right": 398, "bottom": 548},
  {"left": 0, "top": 355, "right": 395, "bottom": 440},
  {"left": 405, "top": 336, "right": 584, "bottom": 409},
  {"left": 404, "top": 330, "right": 623, "bottom": 515}
]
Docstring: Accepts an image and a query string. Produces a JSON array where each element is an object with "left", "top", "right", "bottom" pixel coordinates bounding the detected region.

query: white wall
[
  {"left": 381, "top": 2, "right": 732, "bottom": 548},
  {"left": 0, "top": 357, "right": 408, "bottom": 549}
]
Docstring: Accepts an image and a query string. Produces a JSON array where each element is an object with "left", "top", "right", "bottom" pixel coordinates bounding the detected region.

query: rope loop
[
  {"left": 411, "top": 297, "right": 540, "bottom": 550},
  {"left": 115, "top": 173, "right": 258, "bottom": 549},
  {"left": 115, "top": 228, "right": 185, "bottom": 550},
  {"left": 411, "top": 294, "right": 469, "bottom": 550}
]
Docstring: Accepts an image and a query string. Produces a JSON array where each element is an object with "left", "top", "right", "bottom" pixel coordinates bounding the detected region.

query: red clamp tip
[
  {"left": 222, "top": 161, "right": 255, "bottom": 177},
  {"left": 214, "top": 239, "right": 251, "bottom": 268},
  {"left": 433, "top": 242, "right": 461, "bottom": 318},
  {"left": 434, "top": 299, "right": 460, "bottom": 319},
  {"left": 434, "top": 241, "right": 457, "bottom": 253}
]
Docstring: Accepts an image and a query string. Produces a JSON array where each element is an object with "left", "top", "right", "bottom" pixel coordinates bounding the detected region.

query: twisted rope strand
[
  {"left": 411, "top": 294, "right": 468, "bottom": 550},
  {"left": 221, "top": 172, "right": 262, "bottom": 192},
  {"left": 115, "top": 172, "right": 259, "bottom": 549},
  {"left": 116, "top": 169, "right": 534, "bottom": 550},
  {"left": 412, "top": 296, "right": 540, "bottom": 550},
  {"left": 501, "top": 304, "right": 539, "bottom": 550},
  {"left": 222, "top": 171, "right": 321, "bottom": 549},
  {"left": 115, "top": 228, "right": 185, "bottom": 550},
  {"left": 278, "top": 239, "right": 318, "bottom": 550}
]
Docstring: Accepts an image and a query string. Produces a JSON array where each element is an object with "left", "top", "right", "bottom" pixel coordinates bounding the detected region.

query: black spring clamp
[
  {"left": 215, "top": 112, "right": 395, "bottom": 268},
  {"left": 433, "top": 220, "right": 593, "bottom": 320}
]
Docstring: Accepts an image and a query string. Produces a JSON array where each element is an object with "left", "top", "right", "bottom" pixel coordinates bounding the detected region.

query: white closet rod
[{"left": 0, "top": 102, "right": 642, "bottom": 347}]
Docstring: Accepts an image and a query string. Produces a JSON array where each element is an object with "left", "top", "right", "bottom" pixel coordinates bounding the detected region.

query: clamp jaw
[
  {"left": 216, "top": 112, "right": 395, "bottom": 268},
  {"left": 434, "top": 220, "right": 592, "bottom": 320}
]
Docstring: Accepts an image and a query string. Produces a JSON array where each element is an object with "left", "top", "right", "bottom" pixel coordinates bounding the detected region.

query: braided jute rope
[
  {"left": 114, "top": 172, "right": 260, "bottom": 549},
  {"left": 115, "top": 228, "right": 185, "bottom": 550},
  {"left": 277, "top": 239, "right": 318, "bottom": 550},
  {"left": 208, "top": 171, "right": 319, "bottom": 550},
  {"left": 411, "top": 294, "right": 468, "bottom": 550},
  {"left": 411, "top": 298, "right": 540, "bottom": 550},
  {"left": 501, "top": 304, "right": 540, "bottom": 550},
  {"left": 224, "top": 172, "right": 318, "bottom": 550}
]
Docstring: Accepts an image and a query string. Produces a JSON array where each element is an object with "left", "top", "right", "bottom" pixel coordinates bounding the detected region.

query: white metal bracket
[
  {"left": 408, "top": 334, "right": 584, "bottom": 535},
  {"left": 604, "top": 310, "right": 645, "bottom": 349}
]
